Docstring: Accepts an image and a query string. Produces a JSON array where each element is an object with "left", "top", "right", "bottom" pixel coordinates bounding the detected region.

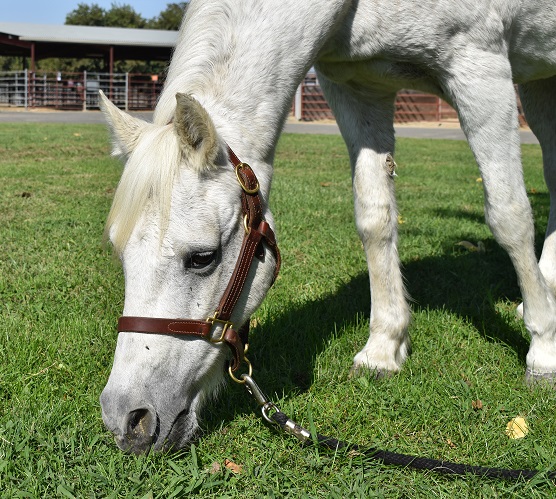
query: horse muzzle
[{"left": 100, "top": 391, "right": 198, "bottom": 454}]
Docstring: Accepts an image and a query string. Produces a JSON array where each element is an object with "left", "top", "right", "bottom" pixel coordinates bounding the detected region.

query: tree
[
  {"left": 104, "top": 3, "right": 147, "bottom": 28},
  {"left": 65, "top": 3, "right": 106, "bottom": 26},
  {"left": 147, "top": 3, "right": 188, "bottom": 31}
]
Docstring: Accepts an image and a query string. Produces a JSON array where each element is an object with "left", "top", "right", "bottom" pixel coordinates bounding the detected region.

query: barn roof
[
  {"left": 0, "top": 22, "right": 177, "bottom": 47},
  {"left": 0, "top": 22, "right": 178, "bottom": 68}
]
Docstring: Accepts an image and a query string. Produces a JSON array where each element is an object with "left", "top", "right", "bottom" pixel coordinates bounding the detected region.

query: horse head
[{"left": 98, "top": 91, "right": 278, "bottom": 453}]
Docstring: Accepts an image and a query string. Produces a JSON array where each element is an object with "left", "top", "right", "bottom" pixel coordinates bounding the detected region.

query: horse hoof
[
  {"left": 348, "top": 363, "right": 392, "bottom": 379},
  {"left": 525, "top": 368, "right": 556, "bottom": 388}
]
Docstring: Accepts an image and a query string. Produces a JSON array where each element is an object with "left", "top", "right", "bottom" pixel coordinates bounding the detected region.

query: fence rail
[
  {"left": 0, "top": 70, "right": 526, "bottom": 125},
  {"left": 0, "top": 70, "right": 164, "bottom": 111}
]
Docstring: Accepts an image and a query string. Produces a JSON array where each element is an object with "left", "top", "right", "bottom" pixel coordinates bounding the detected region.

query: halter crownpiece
[{"left": 117, "top": 146, "right": 281, "bottom": 381}]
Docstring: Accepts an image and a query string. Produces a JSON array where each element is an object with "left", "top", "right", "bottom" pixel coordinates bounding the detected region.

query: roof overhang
[{"left": 0, "top": 22, "right": 177, "bottom": 62}]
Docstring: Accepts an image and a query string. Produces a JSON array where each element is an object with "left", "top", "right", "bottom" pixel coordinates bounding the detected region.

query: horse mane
[
  {"left": 153, "top": 1, "right": 249, "bottom": 126},
  {"left": 105, "top": 125, "right": 182, "bottom": 255}
]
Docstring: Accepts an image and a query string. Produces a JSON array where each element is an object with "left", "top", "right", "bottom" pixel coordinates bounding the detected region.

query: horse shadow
[{"left": 202, "top": 195, "right": 549, "bottom": 435}]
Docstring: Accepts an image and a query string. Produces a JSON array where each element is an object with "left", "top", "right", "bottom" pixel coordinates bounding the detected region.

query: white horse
[{"left": 99, "top": 0, "right": 556, "bottom": 453}]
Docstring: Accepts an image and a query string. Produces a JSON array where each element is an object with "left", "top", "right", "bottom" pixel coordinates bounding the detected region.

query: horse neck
[{"left": 154, "top": 0, "right": 349, "bottom": 169}]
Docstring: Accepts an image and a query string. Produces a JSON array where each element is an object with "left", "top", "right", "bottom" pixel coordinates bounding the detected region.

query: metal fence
[
  {"left": 0, "top": 70, "right": 164, "bottom": 111},
  {"left": 291, "top": 73, "right": 459, "bottom": 122},
  {"left": 0, "top": 70, "right": 527, "bottom": 125},
  {"left": 291, "top": 73, "right": 527, "bottom": 125}
]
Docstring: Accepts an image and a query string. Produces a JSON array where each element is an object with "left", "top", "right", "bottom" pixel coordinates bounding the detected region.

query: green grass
[{"left": 1, "top": 123, "right": 556, "bottom": 497}]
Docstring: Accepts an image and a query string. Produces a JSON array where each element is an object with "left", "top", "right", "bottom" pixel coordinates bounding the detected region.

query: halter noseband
[{"left": 117, "top": 146, "right": 281, "bottom": 381}]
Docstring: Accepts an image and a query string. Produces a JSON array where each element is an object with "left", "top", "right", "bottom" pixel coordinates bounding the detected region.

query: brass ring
[
  {"left": 228, "top": 357, "right": 253, "bottom": 384},
  {"left": 235, "top": 163, "right": 260, "bottom": 194}
]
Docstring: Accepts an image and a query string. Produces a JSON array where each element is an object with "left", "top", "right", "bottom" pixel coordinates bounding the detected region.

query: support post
[
  {"left": 294, "top": 83, "right": 302, "bottom": 121},
  {"left": 125, "top": 72, "right": 129, "bottom": 112},
  {"left": 24, "top": 69, "right": 28, "bottom": 110}
]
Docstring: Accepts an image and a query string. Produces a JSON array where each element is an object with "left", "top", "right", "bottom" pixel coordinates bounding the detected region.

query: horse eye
[{"left": 187, "top": 251, "right": 217, "bottom": 270}]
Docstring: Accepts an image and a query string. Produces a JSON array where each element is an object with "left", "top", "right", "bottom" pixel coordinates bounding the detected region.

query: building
[{"left": 0, "top": 22, "right": 177, "bottom": 72}]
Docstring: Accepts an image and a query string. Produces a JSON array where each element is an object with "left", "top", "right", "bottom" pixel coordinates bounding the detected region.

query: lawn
[{"left": 0, "top": 123, "right": 555, "bottom": 497}]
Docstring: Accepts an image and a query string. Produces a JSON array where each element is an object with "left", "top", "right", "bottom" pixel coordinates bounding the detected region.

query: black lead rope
[{"left": 241, "top": 375, "right": 555, "bottom": 482}]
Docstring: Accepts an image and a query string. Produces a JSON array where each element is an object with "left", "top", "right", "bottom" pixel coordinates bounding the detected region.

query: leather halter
[{"left": 117, "top": 146, "right": 281, "bottom": 375}]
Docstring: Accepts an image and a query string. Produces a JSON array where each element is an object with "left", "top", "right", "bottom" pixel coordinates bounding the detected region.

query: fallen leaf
[
  {"left": 320, "top": 182, "right": 332, "bottom": 187},
  {"left": 456, "top": 241, "right": 485, "bottom": 253},
  {"left": 398, "top": 215, "right": 405, "bottom": 224},
  {"left": 456, "top": 240, "right": 479, "bottom": 252},
  {"left": 505, "top": 416, "right": 528, "bottom": 439},
  {"left": 73, "top": 133, "right": 82, "bottom": 137},
  {"left": 224, "top": 458, "right": 243, "bottom": 474},
  {"left": 446, "top": 438, "right": 456, "bottom": 449},
  {"left": 476, "top": 177, "right": 483, "bottom": 182},
  {"left": 472, "top": 399, "right": 483, "bottom": 410}
]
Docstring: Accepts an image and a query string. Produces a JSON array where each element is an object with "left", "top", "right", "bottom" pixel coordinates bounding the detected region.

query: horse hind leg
[
  {"left": 318, "top": 73, "right": 411, "bottom": 376},
  {"left": 446, "top": 55, "right": 556, "bottom": 384},
  {"left": 519, "top": 78, "right": 556, "bottom": 296},
  {"left": 519, "top": 76, "right": 556, "bottom": 383}
]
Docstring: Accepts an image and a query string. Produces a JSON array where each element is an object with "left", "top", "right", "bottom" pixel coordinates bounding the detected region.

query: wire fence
[{"left": 0, "top": 70, "right": 527, "bottom": 125}]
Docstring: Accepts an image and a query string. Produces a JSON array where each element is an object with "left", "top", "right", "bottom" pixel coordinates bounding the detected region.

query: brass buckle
[
  {"left": 235, "top": 163, "right": 260, "bottom": 194},
  {"left": 242, "top": 214, "right": 251, "bottom": 235},
  {"left": 206, "top": 311, "right": 234, "bottom": 343}
]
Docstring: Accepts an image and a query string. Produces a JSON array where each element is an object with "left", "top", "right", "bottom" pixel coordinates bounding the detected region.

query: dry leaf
[
  {"left": 73, "top": 133, "right": 82, "bottom": 137},
  {"left": 398, "top": 215, "right": 405, "bottom": 224},
  {"left": 472, "top": 399, "right": 483, "bottom": 410},
  {"left": 224, "top": 458, "right": 243, "bottom": 474},
  {"left": 476, "top": 177, "right": 483, "bottom": 182},
  {"left": 446, "top": 438, "right": 457, "bottom": 449},
  {"left": 505, "top": 416, "right": 528, "bottom": 439},
  {"left": 456, "top": 240, "right": 479, "bottom": 252},
  {"left": 320, "top": 182, "right": 332, "bottom": 187},
  {"left": 209, "top": 461, "right": 221, "bottom": 474}
]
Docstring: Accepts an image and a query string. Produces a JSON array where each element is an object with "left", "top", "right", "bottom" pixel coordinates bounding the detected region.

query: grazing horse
[{"left": 99, "top": 0, "right": 556, "bottom": 453}]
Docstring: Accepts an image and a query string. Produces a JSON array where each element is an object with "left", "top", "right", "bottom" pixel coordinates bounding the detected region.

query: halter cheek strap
[{"left": 117, "top": 146, "right": 281, "bottom": 376}]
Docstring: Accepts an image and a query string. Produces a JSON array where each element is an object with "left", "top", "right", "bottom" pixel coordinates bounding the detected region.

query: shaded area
[{"left": 202, "top": 196, "right": 551, "bottom": 434}]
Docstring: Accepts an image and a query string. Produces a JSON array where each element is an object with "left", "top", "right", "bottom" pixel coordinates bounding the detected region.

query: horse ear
[
  {"left": 174, "top": 93, "right": 219, "bottom": 168},
  {"left": 99, "top": 90, "right": 148, "bottom": 158}
]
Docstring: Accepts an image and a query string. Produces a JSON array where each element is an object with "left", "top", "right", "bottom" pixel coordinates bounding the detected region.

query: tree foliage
[
  {"left": 148, "top": 3, "right": 188, "bottom": 30},
  {"left": 65, "top": 2, "right": 187, "bottom": 29},
  {"left": 65, "top": 3, "right": 106, "bottom": 26}
]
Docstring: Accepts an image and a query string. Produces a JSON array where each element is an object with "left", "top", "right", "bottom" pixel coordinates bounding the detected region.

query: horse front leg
[
  {"left": 447, "top": 57, "right": 556, "bottom": 383},
  {"left": 351, "top": 144, "right": 412, "bottom": 375},
  {"left": 318, "top": 74, "right": 411, "bottom": 376}
]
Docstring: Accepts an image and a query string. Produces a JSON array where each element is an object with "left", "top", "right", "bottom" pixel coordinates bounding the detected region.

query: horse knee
[
  {"left": 484, "top": 195, "right": 534, "bottom": 251},
  {"left": 353, "top": 173, "right": 398, "bottom": 246}
]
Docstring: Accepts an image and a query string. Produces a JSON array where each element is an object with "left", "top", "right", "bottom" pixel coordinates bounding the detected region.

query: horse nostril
[
  {"left": 128, "top": 409, "right": 148, "bottom": 432},
  {"left": 124, "top": 407, "right": 159, "bottom": 452}
]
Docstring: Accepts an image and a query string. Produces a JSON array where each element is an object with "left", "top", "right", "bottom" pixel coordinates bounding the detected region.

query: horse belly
[
  {"left": 510, "top": 3, "right": 556, "bottom": 82},
  {"left": 316, "top": 58, "right": 444, "bottom": 99},
  {"left": 319, "top": 0, "right": 556, "bottom": 87}
]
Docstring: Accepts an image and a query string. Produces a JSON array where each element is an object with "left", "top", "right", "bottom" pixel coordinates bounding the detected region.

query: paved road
[
  {"left": 284, "top": 121, "right": 539, "bottom": 145},
  {"left": 0, "top": 110, "right": 539, "bottom": 144}
]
